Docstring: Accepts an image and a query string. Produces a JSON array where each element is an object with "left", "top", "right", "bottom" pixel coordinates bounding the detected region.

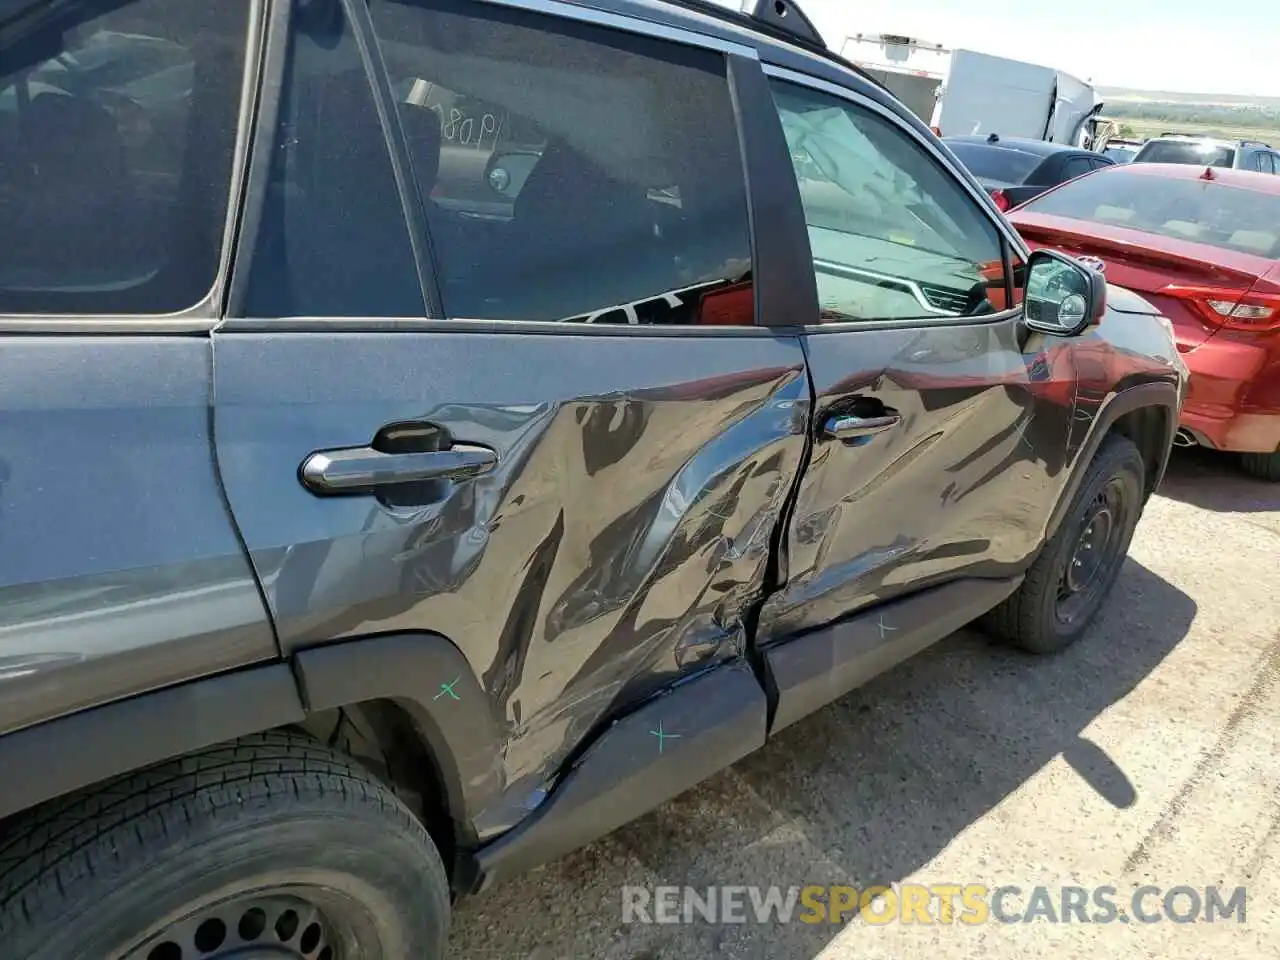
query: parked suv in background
[
  {"left": 1132, "top": 134, "right": 1280, "bottom": 174},
  {"left": 0, "top": 0, "right": 1185, "bottom": 956}
]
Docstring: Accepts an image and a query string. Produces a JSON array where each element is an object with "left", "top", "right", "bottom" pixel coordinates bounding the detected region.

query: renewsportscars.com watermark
[{"left": 622, "top": 884, "right": 1248, "bottom": 926}]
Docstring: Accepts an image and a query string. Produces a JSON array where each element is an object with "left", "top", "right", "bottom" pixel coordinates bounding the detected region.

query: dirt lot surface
[{"left": 450, "top": 448, "right": 1280, "bottom": 959}]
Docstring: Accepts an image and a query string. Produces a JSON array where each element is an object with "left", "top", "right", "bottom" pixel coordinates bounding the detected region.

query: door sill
[
  {"left": 472, "top": 660, "right": 766, "bottom": 890},
  {"left": 763, "top": 576, "right": 1022, "bottom": 734},
  {"left": 470, "top": 576, "right": 1021, "bottom": 890}
]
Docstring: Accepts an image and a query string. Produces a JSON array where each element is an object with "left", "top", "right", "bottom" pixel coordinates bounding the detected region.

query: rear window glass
[
  {"left": 1020, "top": 171, "right": 1280, "bottom": 258},
  {"left": 1135, "top": 140, "right": 1235, "bottom": 168},
  {"left": 1102, "top": 145, "right": 1137, "bottom": 163},
  {"left": 944, "top": 142, "right": 1042, "bottom": 184}
]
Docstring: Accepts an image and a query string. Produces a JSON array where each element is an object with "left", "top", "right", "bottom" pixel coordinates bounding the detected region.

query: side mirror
[
  {"left": 1022, "top": 249, "right": 1106, "bottom": 337},
  {"left": 484, "top": 150, "right": 540, "bottom": 199}
]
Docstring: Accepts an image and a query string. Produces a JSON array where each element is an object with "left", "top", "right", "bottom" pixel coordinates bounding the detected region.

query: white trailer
[
  {"left": 840, "top": 34, "right": 1104, "bottom": 147},
  {"left": 840, "top": 33, "right": 949, "bottom": 124}
]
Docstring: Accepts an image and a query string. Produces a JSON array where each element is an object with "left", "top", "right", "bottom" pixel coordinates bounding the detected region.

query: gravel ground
[{"left": 449, "top": 447, "right": 1280, "bottom": 959}]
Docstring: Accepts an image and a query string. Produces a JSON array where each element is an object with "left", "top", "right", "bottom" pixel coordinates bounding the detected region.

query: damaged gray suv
[{"left": 0, "top": 0, "right": 1185, "bottom": 955}]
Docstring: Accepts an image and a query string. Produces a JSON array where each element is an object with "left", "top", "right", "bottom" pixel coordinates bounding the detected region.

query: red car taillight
[
  {"left": 1160, "top": 284, "right": 1280, "bottom": 332},
  {"left": 990, "top": 189, "right": 1011, "bottom": 212}
]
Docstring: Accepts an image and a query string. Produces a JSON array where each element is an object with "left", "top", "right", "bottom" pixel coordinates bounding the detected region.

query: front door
[
  {"left": 756, "top": 71, "right": 1069, "bottom": 643},
  {"left": 212, "top": 0, "right": 806, "bottom": 837}
]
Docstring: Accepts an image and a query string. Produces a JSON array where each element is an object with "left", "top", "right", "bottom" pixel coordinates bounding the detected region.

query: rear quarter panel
[{"left": 0, "top": 338, "right": 276, "bottom": 735}]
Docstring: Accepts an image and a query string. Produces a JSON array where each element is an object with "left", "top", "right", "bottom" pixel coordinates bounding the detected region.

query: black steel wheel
[
  {"left": 982, "top": 434, "right": 1145, "bottom": 654},
  {"left": 1055, "top": 477, "right": 1129, "bottom": 628},
  {"left": 128, "top": 891, "right": 348, "bottom": 960},
  {"left": 0, "top": 732, "right": 450, "bottom": 960}
]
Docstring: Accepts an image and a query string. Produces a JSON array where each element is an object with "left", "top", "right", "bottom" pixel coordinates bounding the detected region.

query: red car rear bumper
[{"left": 1179, "top": 332, "right": 1280, "bottom": 453}]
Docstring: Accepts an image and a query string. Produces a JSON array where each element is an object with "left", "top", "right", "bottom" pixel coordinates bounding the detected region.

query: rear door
[
  {"left": 756, "top": 68, "right": 1067, "bottom": 643},
  {"left": 212, "top": 0, "right": 807, "bottom": 835}
]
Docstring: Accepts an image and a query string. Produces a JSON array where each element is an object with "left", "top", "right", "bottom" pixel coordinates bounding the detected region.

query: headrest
[
  {"left": 397, "top": 103, "right": 442, "bottom": 196},
  {"left": 514, "top": 140, "right": 645, "bottom": 226},
  {"left": 21, "top": 94, "right": 127, "bottom": 181}
]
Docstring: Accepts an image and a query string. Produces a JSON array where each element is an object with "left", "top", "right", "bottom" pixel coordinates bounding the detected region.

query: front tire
[
  {"left": 1240, "top": 450, "right": 1280, "bottom": 482},
  {"left": 0, "top": 730, "right": 450, "bottom": 960},
  {"left": 982, "top": 434, "right": 1145, "bottom": 654}
]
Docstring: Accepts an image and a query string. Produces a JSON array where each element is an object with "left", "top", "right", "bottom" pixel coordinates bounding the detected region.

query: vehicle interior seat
[
  {"left": 396, "top": 100, "right": 489, "bottom": 291},
  {"left": 4, "top": 94, "right": 142, "bottom": 284},
  {"left": 464, "top": 139, "right": 662, "bottom": 322},
  {"left": 397, "top": 102, "right": 442, "bottom": 195},
  {"left": 1227, "top": 230, "right": 1277, "bottom": 255},
  {"left": 1160, "top": 219, "right": 1208, "bottom": 240},
  {"left": 1091, "top": 204, "right": 1137, "bottom": 225}
]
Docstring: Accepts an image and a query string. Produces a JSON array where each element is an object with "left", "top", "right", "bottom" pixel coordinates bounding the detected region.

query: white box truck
[
  {"left": 841, "top": 35, "right": 1105, "bottom": 147},
  {"left": 840, "top": 33, "right": 950, "bottom": 123}
]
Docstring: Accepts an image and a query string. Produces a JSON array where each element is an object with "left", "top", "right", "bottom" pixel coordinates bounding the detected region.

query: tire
[
  {"left": 982, "top": 434, "right": 1145, "bottom": 655},
  {"left": 0, "top": 730, "right": 450, "bottom": 960},
  {"left": 1240, "top": 450, "right": 1280, "bottom": 482}
]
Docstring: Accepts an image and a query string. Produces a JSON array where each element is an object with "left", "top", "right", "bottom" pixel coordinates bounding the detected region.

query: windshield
[
  {"left": 1103, "top": 145, "right": 1137, "bottom": 163},
  {"left": 1135, "top": 140, "right": 1236, "bottom": 168},
  {"left": 944, "top": 142, "right": 1043, "bottom": 183},
  {"left": 1020, "top": 171, "right": 1280, "bottom": 258}
]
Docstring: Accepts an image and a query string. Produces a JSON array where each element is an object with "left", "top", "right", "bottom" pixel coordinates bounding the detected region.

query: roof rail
[
  {"left": 654, "top": 0, "right": 826, "bottom": 50},
  {"left": 1242, "top": 139, "right": 1274, "bottom": 148},
  {"left": 653, "top": 0, "right": 897, "bottom": 103},
  {"left": 738, "top": 0, "right": 824, "bottom": 48}
]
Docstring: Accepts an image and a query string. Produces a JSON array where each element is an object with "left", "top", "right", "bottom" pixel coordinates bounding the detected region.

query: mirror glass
[{"left": 1025, "top": 255, "right": 1092, "bottom": 331}]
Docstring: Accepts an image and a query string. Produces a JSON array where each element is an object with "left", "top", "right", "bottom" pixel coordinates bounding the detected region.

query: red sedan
[{"left": 1008, "top": 163, "right": 1280, "bottom": 481}]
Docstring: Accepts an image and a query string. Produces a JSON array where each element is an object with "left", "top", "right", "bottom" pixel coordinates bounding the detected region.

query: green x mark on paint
[
  {"left": 434, "top": 677, "right": 461, "bottom": 701},
  {"left": 649, "top": 720, "right": 681, "bottom": 754}
]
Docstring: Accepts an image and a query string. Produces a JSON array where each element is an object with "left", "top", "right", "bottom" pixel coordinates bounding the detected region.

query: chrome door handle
[
  {"left": 823, "top": 413, "right": 901, "bottom": 441},
  {"left": 300, "top": 443, "right": 497, "bottom": 495}
]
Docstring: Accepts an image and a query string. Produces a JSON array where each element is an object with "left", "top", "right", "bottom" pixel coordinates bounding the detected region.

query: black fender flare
[
  {"left": 293, "top": 632, "right": 507, "bottom": 838},
  {"left": 1046, "top": 380, "right": 1180, "bottom": 542},
  {"left": 0, "top": 633, "right": 506, "bottom": 852},
  {"left": 0, "top": 664, "right": 305, "bottom": 822}
]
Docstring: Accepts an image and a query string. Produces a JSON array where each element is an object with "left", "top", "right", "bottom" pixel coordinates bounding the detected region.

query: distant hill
[{"left": 1099, "top": 87, "right": 1280, "bottom": 108}]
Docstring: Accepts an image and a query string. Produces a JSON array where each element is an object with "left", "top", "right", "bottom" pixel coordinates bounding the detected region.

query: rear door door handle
[
  {"left": 823, "top": 412, "right": 901, "bottom": 441},
  {"left": 300, "top": 443, "right": 497, "bottom": 495}
]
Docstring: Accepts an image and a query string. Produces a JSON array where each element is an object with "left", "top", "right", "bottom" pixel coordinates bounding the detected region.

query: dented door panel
[{"left": 213, "top": 329, "right": 808, "bottom": 831}]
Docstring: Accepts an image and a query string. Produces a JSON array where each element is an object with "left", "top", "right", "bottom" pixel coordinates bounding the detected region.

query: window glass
[
  {"left": 1135, "top": 140, "right": 1235, "bottom": 168},
  {"left": 240, "top": 0, "right": 424, "bottom": 318},
  {"left": 367, "top": 0, "right": 755, "bottom": 326},
  {"left": 0, "top": 0, "right": 250, "bottom": 315},
  {"left": 1102, "top": 145, "right": 1137, "bottom": 163},
  {"left": 944, "top": 141, "right": 1042, "bottom": 184},
  {"left": 1061, "top": 156, "right": 1093, "bottom": 180},
  {"left": 1020, "top": 168, "right": 1280, "bottom": 258},
  {"left": 770, "top": 81, "right": 1007, "bottom": 322}
]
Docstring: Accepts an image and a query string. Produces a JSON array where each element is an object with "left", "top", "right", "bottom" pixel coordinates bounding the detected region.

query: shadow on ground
[
  {"left": 449, "top": 558, "right": 1197, "bottom": 960},
  {"left": 1159, "top": 447, "right": 1280, "bottom": 514}
]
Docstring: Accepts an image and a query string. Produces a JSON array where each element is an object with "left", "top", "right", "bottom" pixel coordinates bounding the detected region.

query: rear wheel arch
[
  {"left": 291, "top": 632, "right": 508, "bottom": 859},
  {"left": 297, "top": 698, "right": 461, "bottom": 881},
  {"left": 0, "top": 633, "right": 506, "bottom": 895}
]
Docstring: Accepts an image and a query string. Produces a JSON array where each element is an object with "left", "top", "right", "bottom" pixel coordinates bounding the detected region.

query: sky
[{"left": 709, "top": 0, "right": 1280, "bottom": 97}]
